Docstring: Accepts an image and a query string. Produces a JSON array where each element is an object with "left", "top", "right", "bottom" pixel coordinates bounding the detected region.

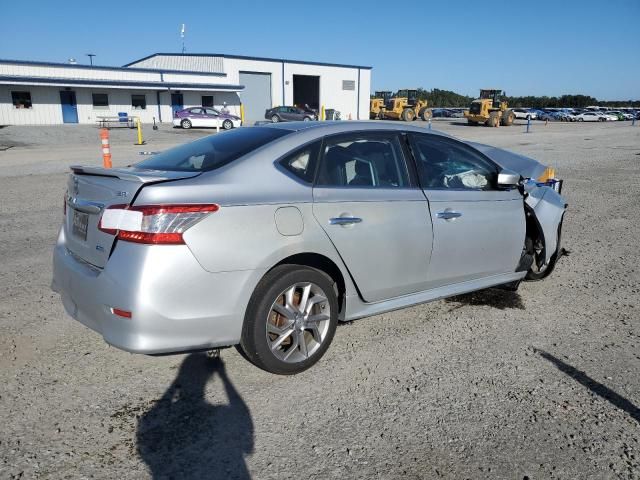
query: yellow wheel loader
[
  {"left": 464, "top": 89, "right": 515, "bottom": 126},
  {"left": 380, "top": 89, "right": 432, "bottom": 121},
  {"left": 370, "top": 91, "right": 392, "bottom": 119}
]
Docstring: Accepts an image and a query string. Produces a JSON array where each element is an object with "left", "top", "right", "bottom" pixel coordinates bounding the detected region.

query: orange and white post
[{"left": 100, "top": 128, "right": 112, "bottom": 168}]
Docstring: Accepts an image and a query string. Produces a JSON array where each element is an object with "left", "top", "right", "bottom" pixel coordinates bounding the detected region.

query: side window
[
  {"left": 316, "top": 133, "right": 410, "bottom": 188},
  {"left": 278, "top": 107, "right": 287, "bottom": 113},
  {"left": 12, "top": 91, "right": 32, "bottom": 109},
  {"left": 204, "top": 108, "right": 218, "bottom": 116},
  {"left": 278, "top": 141, "right": 320, "bottom": 184},
  {"left": 202, "top": 95, "right": 214, "bottom": 107},
  {"left": 131, "top": 94, "right": 146, "bottom": 110},
  {"left": 409, "top": 134, "right": 498, "bottom": 190},
  {"left": 190, "top": 108, "right": 203, "bottom": 115}
]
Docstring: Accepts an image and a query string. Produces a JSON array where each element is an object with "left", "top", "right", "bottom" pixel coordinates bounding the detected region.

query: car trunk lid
[{"left": 64, "top": 165, "right": 200, "bottom": 268}]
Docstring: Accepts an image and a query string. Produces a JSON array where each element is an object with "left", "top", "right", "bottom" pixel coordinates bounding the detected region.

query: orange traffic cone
[{"left": 100, "top": 128, "right": 112, "bottom": 168}]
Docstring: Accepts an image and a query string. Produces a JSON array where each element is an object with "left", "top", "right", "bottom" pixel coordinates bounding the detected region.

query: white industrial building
[{"left": 0, "top": 53, "right": 372, "bottom": 126}]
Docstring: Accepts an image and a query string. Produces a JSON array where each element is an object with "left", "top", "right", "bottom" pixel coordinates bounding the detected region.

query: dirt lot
[{"left": 1, "top": 120, "right": 639, "bottom": 479}]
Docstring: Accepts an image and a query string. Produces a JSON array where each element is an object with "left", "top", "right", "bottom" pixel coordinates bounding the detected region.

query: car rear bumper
[{"left": 52, "top": 228, "right": 264, "bottom": 354}]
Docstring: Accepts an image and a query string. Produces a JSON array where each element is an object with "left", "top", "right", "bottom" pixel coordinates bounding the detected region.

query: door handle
[
  {"left": 329, "top": 217, "right": 362, "bottom": 226},
  {"left": 436, "top": 211, "right": 462, "bottom": 220}
]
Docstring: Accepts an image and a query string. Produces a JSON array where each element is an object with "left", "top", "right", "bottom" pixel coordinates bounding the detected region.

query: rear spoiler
[{"left": 69, "top": 165, "right": 201, "bottom": 183}]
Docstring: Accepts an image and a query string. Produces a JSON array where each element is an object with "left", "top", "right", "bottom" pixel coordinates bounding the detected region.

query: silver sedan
[{"left": 52, "top": 122, "right": 566, "bottom": 374}]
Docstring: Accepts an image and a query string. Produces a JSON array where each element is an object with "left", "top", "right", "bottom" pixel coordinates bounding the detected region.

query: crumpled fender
[{"left": 523, "top": 180, "right": 566, "bottom": 263}]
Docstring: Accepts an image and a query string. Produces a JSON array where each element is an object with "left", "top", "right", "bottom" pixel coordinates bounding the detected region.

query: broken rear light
[{"left": 98, "top": 204, "right": 219, "bottom": 245}]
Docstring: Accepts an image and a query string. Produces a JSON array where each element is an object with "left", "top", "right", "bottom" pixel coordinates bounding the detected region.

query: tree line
[{"left": 377, "top": 89, "right": 639, "bottom": 108}]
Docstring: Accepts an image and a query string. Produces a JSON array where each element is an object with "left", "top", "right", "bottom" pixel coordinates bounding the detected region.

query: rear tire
[
  {"left": 271, "top": 115, "right": 280, "bottom": 123},
  {"left": 180, "top": 119, "right": 192, "bottom": 129},
  {"left": 487, "top": 112, "right": 500, "bottom": 127},
  {"left": 222, "top": 119, "right": 233, "bottom": 130},
  {"left": 420, "top": 108, "right": 432, "bottom": 121},
  {"left": 239, "top": 265, "right": 339, "bottom": 375}
]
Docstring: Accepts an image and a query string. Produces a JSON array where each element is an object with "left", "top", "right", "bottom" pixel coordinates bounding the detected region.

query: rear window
[{"left": 134, "top": 127, "right": 290, "bottom": 172}]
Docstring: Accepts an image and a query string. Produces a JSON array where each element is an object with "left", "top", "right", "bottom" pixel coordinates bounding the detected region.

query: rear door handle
[
  {"left": 329, "top": 217, "right": 362, "bottom": 226},
  {"left": 436, "top": 211, "right": 462, "bottom": 220}
]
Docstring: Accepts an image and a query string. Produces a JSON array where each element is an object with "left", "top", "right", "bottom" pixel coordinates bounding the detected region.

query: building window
[
  {"left": 12, "top": 91, "right": 32, "bottom": 109},
  {"left": 131, "top": 94, "right": 146, "bottom": 110},
  {"left": 202, "top": 95, "right": 214, "bottom": 107},
  {"left": 92, "top": 93, "right": 109, "bottom": 108}
]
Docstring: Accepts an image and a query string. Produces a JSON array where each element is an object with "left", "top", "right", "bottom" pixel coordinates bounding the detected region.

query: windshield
[{"left": 134, "top": 127, "right": 290, "bottom": 172}]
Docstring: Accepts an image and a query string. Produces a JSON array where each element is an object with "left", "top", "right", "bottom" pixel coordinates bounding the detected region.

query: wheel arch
[
  {"left": 271, "top": 252, "right": 347, "bottom": 318},
  {"left": 524, "top": 186, "right": 567, "bottom": 264}
]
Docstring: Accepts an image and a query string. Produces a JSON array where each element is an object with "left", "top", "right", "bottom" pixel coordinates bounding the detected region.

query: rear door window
[
  {"left": 135, "top": 127, "right": 290, "bottom": 172},
  {"left": 316, "top": 132, "right": 410, "bottom": 188},
  {"left": 278, "top": 141, "right": 321, "bottom": 184}
]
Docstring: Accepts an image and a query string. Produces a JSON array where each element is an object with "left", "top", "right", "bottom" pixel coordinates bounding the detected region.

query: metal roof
[
  {"left": 0, "top": 75, "right": 243, "bottom": 91},
  {"left": 125, "top": 53, "right": 373, "bottom": 70},
  {"left": 0, "top": 58, "right": 227, "bottom": 77}
]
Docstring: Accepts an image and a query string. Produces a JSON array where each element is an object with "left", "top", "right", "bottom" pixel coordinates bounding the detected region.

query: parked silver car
[{"left": 52, "top": 122, "right": 566, "bottom": 374}]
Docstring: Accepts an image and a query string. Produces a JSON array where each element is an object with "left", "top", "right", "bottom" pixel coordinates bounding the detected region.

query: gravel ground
[{"left": 0, "top": 120, "right": 639, "bottom": 479}]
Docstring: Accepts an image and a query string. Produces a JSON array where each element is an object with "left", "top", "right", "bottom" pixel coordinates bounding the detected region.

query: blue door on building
[
  {"left": 60, "top": 91, "right": 78, "bottom": 123},
  {"left": 171, "top": 93, "right": 183, "bottom": 117}
]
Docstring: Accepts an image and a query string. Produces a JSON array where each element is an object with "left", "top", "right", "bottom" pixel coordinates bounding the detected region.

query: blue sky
[{"left": 2, "top": 0, "right": 639, "bottom": 100}]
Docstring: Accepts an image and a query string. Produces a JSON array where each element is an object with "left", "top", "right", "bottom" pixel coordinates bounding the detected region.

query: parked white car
[
  {"left": 600, "top": 112, "right": 619, "bottom": 121},
  {"left": 512, "top": 109, "right": 537, "bottom": 120},
  {"left": 575, "top": 112, "right": 604, "bottom": 122}
]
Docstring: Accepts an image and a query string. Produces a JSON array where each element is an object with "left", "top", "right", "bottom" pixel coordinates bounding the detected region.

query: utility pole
[{"left": 86, "top": 53, "right": 96, "bottom": 66}]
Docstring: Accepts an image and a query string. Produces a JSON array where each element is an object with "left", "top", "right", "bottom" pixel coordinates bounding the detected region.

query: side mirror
[{"left": 497, "top": 168, "right": 521, "bottom": 188}]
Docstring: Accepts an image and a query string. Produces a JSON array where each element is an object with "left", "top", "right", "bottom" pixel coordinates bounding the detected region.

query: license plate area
[{"left": 72, "top": 209, "right": 89, "bottom": 241}]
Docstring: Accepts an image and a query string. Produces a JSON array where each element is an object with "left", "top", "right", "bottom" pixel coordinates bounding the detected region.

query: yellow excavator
[
  {"left": 464, "top": 89, "right": 515, "bottom": 127},
  {"left": 380, "top": 89, "right": 432, "bottom": 121},
  {"left": 370, "top": 91, "right": 392, "bottom": 119}
]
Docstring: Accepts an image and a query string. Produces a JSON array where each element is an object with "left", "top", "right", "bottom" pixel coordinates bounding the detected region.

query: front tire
[
  {"left": 525, "top": 219, "right": 563, "bottom": 281},
  {"left": 402, "top": 109, "right": 415, "bottom": 122},
  {"left": 180, "top": 119, "right": 192, "bottom": 129},
  {"left": 239, "top": 265, "right": 339, "bottom": 375}
]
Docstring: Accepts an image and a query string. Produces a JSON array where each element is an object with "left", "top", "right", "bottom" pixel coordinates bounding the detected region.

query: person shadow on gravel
[{"left": 137, "top": 353, "right": 254, "bottom": 479}]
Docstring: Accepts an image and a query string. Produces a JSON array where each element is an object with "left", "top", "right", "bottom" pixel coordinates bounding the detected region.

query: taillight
[{"left": 98, "top": 204, "right": 219, "bottom": 245}]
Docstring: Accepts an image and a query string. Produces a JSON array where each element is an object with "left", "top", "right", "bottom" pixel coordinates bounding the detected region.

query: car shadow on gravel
[
  {"left": 538, "top": 350, "right": 640, "bottom": 423},
  {"left": 445, "top": 288, "right": 525, "bottom": 311},
  {"left": 137, "top": 354, "right": 254, "bottom": 479}
]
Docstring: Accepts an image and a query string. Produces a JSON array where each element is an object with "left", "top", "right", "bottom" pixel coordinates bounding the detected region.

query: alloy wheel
[{"left": 266, "top": 282, "right": 331, "bottom": 363}]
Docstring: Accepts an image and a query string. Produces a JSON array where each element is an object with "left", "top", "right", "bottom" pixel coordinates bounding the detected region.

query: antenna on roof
[{"left": 180, "top": 24, "right": 186, "bottom": 54}]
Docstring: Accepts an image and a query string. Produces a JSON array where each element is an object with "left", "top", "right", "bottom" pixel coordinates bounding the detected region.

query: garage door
[{"left": 239, "top": 72, "right": 272, "bottom": 125}]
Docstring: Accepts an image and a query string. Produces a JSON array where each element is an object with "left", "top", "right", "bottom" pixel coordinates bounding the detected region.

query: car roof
[{"left": 261, "top": 120, "right": 451, "bottom": 137}]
